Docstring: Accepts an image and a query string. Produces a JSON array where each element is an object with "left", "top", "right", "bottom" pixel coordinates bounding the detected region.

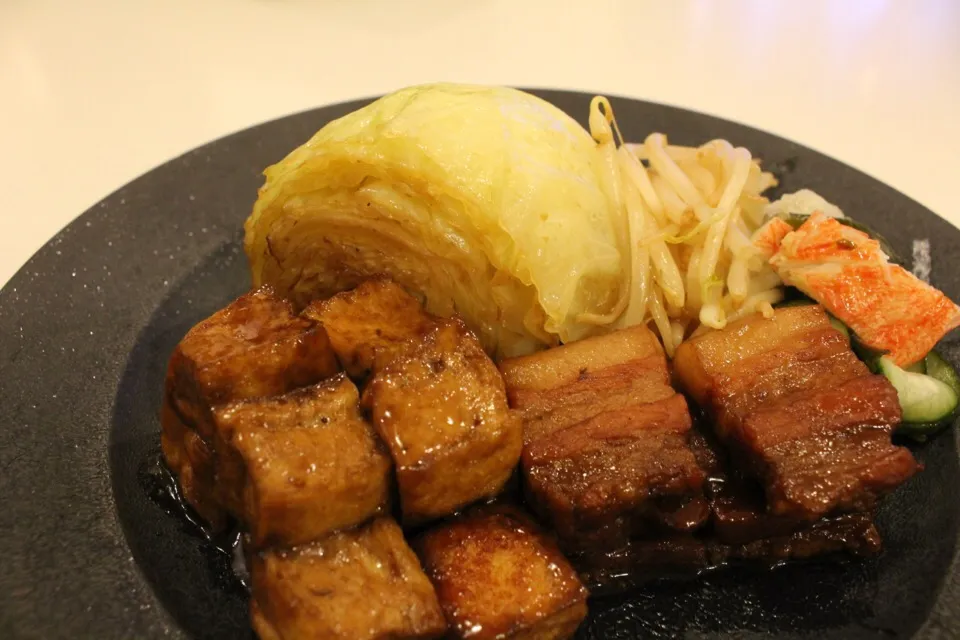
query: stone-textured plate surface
[{"left": 0, "top": 91, "right": 957, "bottom": 639}]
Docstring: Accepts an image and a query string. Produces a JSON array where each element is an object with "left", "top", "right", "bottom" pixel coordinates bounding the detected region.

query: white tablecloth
[{"left": 2, "top": 0, "right": 958, "bottom": 285}]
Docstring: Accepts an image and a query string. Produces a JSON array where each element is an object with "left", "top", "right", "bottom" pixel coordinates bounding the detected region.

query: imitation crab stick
[{"left": 767, "top": 212, "right": 960, "bottom": 366}]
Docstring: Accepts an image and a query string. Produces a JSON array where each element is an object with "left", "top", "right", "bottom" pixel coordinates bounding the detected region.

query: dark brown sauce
[
  {"left": 140, "top": 452, "right": 249, "bottom": 590},
  {"left": 141, "top": 449, "right": 873, "bottom": 604}
]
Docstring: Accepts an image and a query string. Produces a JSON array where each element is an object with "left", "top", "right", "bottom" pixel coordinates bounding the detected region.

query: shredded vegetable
[{"left": 587, "top": 98, "right": 782, "bottom": 348}]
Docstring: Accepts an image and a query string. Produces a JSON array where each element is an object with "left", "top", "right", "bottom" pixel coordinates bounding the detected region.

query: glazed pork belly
[
  {"left": 574, "top": 426, "right": 882, "bottom": 595},
  {"left": 574, "top": 536, "right": 709, "bottom": 594},
  {"left": 718, "top": 512, "right": 881, "bottom": 564},
  {"left": 414, "top": 504, "right": 588, "bottom": 640},
  {"left": 303, "top": 278, "right": 436, "bottom": 380},
  {"left": 250, "top": 517, "right": 447, "bottom": 640},
  {"left": 500, "top": 326, "right": 707, "bottom": 550},
  {"left": 673, "top": 305, "right": 918, "bottom": 521},
  {"left": 705, "top": 445, "right": 881, "bottom": 562},
  {"left": 161, "top": 285, "right": 340, "bottom": 527},
  {"left": 210, "top": 374, "right": 392, "bottom": 549},
  {"left": 362, "top": 318, "right": 523, "bottom": 524},
  {"left": 576, "top": 512, "right": 881, "bottom": 595}
]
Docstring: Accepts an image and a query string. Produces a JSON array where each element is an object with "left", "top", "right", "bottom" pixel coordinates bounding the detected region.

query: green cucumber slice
[
  {"left": 877, "top": 356, "right": 959, "bottom": 424},
  {"left": 905, "top": 360, "right": 927, "bottom": 374},
  {"left": 827, "top": 315, "right": 850, "bottom": 341},
  {"left": 924, "top": 351, "right": 960, "bottom": 396}
]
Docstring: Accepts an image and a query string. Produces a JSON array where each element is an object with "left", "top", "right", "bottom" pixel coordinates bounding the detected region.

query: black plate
[{"left": 1, "top": 90, "right": 958, "bottom": 640}]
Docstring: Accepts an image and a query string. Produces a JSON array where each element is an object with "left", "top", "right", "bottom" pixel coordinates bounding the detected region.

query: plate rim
[{"left": 1, "top": 89, "right": 958, "bottom": 639}]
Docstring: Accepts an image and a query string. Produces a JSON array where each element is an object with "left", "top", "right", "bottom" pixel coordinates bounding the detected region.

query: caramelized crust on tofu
[
  {"left": 363, "top": 318, "right": 522, "bottom": 523},
  {"left": 501, "top": 325, "right": 672, "bottom": 444},
  {"left": 303, "top": 278, "right": 436, "bottom": 379},
  {"left": 250, "top": 518, "right": 446, "bottom": 640},
  {"left": 415, "top": 504, "right": 588, "bottom": 640},
  {"left": 160, "top": 286, "right": 340, "bottom": 527},
  {"left": 523, "top": 394, "right": 704, "bottom": 548},
  {"left": 160, "top": 397, "right": 226, "bottom": 529},
  {"left": 674, "top": 305, "right": 918, "bottom": 520},
  {"left": 212, "top": 374, "right": 392, "bottom": 548},
  {"left": 166, "top": 286, "right": 339, "bottom": 438},
  {"left": 502, "top": 325, "right": 706, "bottom": 549}
]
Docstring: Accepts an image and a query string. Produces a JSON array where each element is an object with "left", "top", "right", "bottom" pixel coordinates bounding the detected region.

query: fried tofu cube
[
  {"left": 362, "top": 318, "right": 522, "bottom": 523},
  {"left": 160, "top": 396, "right": 227, "bottom": 529},
  {"left": 250, "top": 517, "right": 446, "bottom": 640},
  {"left": 212, "top": 374, "right": 392, "bottom": 548},
  {"left": 415, "top": 504, "right": 588, "bottom": 640},
  {"left": 522, "top": 394, "right": 704, "bottom": 549},
  {"left": 500, "top": 325, "right": 672, "bottom": 445},
  {"left": 165, "top": 285, "right": 339, "bottom": 440},
  {"left": 303, "top": 278, "right": 436, "bottom": 379},
  {"left": 674, "top": 305, "right": 918, "bottom": 520},
  {"left": 160, "top": 286, "right": 340, "bottom": 527}
]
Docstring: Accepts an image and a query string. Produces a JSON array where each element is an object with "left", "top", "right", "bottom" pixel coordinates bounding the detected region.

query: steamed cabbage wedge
[{"left": 244, "top": 83, "right": 624, "bottom": 357}]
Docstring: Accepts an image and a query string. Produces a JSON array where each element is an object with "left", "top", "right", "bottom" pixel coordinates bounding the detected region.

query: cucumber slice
[
  {"left": 924, "top": 351, "right": 960, "bottom": 396},
  {"left": 827, "top": 315, "right": 850, "bottom": 341},
  {"left": 905, "top": 360, "right": 927, "bottom": 374},
  {"left": 877, "top": 356, "right": 959, "bottom": 424},
  {"left": 850, "top": 333, "right": 886, "bottom": 374}
]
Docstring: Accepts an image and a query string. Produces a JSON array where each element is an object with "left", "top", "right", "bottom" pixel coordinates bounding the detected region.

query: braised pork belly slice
[
  {"left": 303, "top": 278, "right": 436, "bottom": 379},
  {"left": 500, "top": 325, "right": 672, "bottom": 445},
  {"left": 522, "top": 395, "right": 705, "bottom": 550},
  {"left": 739, "top": 375, "right": 917, "bottom": 518},
  {"left": 212, "top": 374, "right": 392, "bottom": 549},
  {"left": 577, "top": 512, "right": 881, "bottom": 596},
  {"left": 716, "top": 512, "right": 881, "bottom": 564},
  {"left": 674, "top": 305, "right": 918, "bottom": 521},
  {"left": 362, "top": 318, "right": 522, "bottom": 524},
  {"left": 709, "top": 475, "right": 805, "bottom": 545},
  {"left": 250, "top": 518, "right": 446, "bottom": 640},
  {"left": 501, "top": 325, "right": 706, "bottom": 550},
  {"left": 414, "top": 504, "right": 588, "bottom": 640},
  {"left": 161, "top": 286, "right": 340, "bottom": 527},
  {"left": 574, "top": 536, "right": 709, "bottom": 595}
]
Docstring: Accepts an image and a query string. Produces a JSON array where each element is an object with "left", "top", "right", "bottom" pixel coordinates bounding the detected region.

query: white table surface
[{"left": 2, "top": 0, "right": 958, "bottom": 287}]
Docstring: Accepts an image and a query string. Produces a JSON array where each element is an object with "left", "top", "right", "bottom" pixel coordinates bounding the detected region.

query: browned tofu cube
[
  {"left": 250, "top": 517, "right": 447, "bottom": 640},
  {"left": 303, "top": 278, "right": 436, "bottom": 379},
  {"left": 674, "top": 305, "right": 918, "bottom": 520},
  {"left": 160, "top": 286, "right": 340, "bottom": 528},
  {"left": 212, "top": 374, "right": 392, "bottom": 548},
  {"left": 415, "top": 504, "right": 588, "bottom": 640},
  {"left": 362, "top": 318, "right": 522, "bottom": 523},
  {"left": 165, "top": 285, "right": 339, "bottom": 440},
  {"left": 160, "top": 396, "right": 227, "bottom": 529},
  {"left": 500, "top": 325, "right": 673, "bottom": 445}
]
